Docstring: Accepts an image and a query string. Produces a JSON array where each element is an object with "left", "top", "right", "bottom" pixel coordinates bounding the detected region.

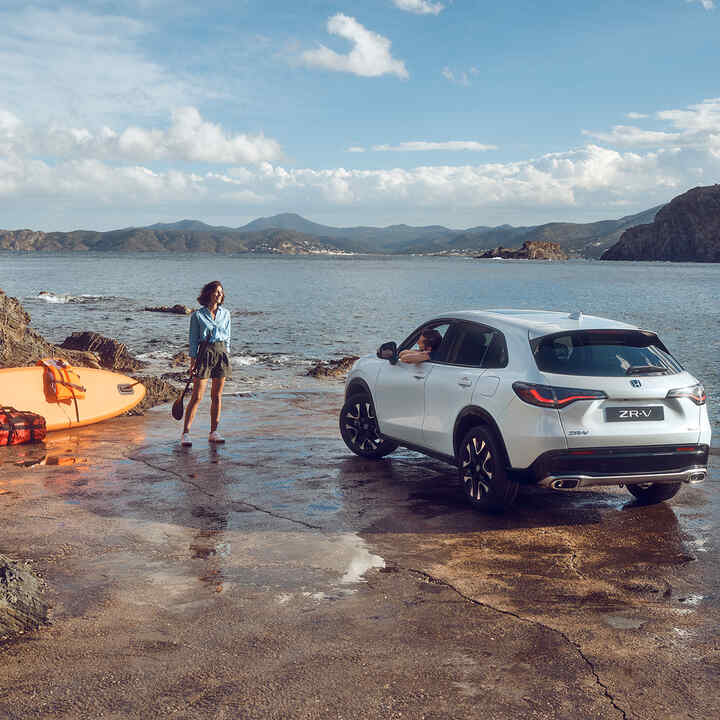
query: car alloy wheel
[
  {"left": 458, "top": 425, "right": 518, "bottom": 512},
  {"left": 339, "top": 393, "right": 398, "bottom": 459}
]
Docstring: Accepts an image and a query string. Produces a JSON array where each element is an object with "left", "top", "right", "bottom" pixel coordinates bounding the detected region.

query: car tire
[
  {"left": 626, "top": 481, "right": 682, "bottom": 503},
  {"left": 339, "top": 393, "right": 398, "bottom": 459},
  {"left": 458, "top": 425, "right": 518, "bottom": 512}
]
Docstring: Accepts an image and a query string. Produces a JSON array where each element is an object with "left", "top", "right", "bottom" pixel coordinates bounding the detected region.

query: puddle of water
[
  {"left": 678, "top": 593, "right": 704, "bottom": 606},
  {"left": 602, "top": 614, "right": 647, "bottom": 630},
  {"left": 15, "top": 455, "right": 89, "bottom": 468},
  {"left": 337, "top": 534, "right": 385, "bottom": 584}
]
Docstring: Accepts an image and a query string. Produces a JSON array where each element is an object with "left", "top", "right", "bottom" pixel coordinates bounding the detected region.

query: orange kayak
[{"left": 0, "top": 366, "right": 145, "bottom": 431}]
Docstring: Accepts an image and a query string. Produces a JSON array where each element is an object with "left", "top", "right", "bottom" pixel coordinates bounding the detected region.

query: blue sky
[{"left": 1, "top": 0, "right": 719, "bottom": 230}]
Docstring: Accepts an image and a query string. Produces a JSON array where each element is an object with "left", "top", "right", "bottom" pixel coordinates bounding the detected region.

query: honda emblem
[{"left": 630, "top": 379, "right": 642, "bottom": 388}]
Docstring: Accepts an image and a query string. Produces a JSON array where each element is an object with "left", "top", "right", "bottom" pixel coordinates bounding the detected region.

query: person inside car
[{"left": 399, "top": 328, "right": 442, "bottom": 364}]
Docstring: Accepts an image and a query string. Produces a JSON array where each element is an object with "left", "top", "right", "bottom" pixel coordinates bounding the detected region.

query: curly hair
[{"left": 197, "top": 280, "right": 224, "bottom": 307}]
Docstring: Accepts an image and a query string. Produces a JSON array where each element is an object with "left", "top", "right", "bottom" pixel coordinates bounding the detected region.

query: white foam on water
[
  {"left": 34, "top": 291, "right": 70, "bottom": 304},
  {"left": 136, "top": 351, "right": 174, "bottom": 361},
  {"left": 232, "top": 354, "right": 260, "bottom": 366},
  {"left": 33, "top": 291, "right": 113, "bottom": 305}
]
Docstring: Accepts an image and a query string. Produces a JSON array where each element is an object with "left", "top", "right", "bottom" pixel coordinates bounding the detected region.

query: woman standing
[{"left": 181, "top": 280, "right": 232, "bottom": 446}]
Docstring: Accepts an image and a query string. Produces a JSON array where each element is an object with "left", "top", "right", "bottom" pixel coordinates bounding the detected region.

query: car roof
[{"left": 441, "top": 309, "right": 641, "bottom": 340}]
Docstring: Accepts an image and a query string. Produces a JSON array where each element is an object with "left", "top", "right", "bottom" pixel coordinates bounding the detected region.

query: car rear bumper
[{"left": 532, "top": 444, "right": 709, "bottom": 490}]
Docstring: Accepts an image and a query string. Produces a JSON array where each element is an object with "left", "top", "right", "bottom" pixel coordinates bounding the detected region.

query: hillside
[
  {"left": 0, "top": 227, "right": 348, "bottom": 255},
  {"left": 602, "top": 185, "right": 720, "bottom": 262},
  {"left": 0, "top": 205, "right": 665, "bottom": 257}
]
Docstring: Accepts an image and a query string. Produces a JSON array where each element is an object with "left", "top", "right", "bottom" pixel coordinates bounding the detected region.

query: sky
[{"left": 1, "top": 0, "right": 719, "bottom": 231}]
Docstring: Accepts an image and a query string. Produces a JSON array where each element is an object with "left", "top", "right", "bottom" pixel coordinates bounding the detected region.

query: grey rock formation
[
  {"left": 144, "top": 304, "right": 192, "bottom": 315},
  {"left": 602, "top": 185, "right": 720, "bottom": 262},
  {"left": 1, "top": 554, "right": 49, "bottom": 640},
  {"left": 307, "top": 356, "right": 359, "bottom": 379},
  {"left": 476, "top": 240, "right": 568, "bottom": 260}
]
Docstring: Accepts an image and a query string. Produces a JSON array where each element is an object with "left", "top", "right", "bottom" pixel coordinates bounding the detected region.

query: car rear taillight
[
  {"left": 512, "top": 382, "right": 607, "bottom": 409},
  {"left": 666, "top": 384, "right": 706, "bottom": 405}
]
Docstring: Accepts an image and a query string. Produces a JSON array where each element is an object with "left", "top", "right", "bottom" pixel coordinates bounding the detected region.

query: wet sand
[{"left": 1, "top": 391, "right": 718, "bottom": 719}]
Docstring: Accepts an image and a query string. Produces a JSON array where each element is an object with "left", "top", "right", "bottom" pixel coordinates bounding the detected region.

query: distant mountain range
[{"left": 0, "top": 206, "right": 664, "bottom": 258}]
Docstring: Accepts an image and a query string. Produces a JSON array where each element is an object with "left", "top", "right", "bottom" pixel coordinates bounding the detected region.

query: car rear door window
[{"left": 447, "top": 323, "right": 508, "bottom": 368}]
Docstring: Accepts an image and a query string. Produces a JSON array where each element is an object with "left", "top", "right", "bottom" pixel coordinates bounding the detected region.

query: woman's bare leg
[
  {"left": 210, "top": 377, "right": 225, "bottom": 432},
  {"left": 183, "top": 378, "right": 208, "bottom": 433}
]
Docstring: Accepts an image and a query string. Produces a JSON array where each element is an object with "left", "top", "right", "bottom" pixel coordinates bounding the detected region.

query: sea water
[{"left": 1, "top": 252, "right": 718, "bottom": 428}]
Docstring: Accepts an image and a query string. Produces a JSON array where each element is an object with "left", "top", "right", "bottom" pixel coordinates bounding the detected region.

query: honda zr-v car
[{"left": 339, "top": 310, "right": 711, "bottom": 511}]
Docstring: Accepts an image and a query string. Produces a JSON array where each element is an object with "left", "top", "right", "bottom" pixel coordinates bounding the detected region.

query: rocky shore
[{"left": 0, "top": 289, "right": 175, "bottom": 412}]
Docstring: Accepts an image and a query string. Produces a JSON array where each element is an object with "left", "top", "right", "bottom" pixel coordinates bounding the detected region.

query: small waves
[{"left": 32, "top": 291, "right": 125, "bottom": 305}]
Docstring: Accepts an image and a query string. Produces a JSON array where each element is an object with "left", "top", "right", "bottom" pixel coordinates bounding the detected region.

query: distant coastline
[
  {"left": 3, "top": 185, "right": 718, "bottom": 262},
  {"left": 0, "top": 205, "right": 662, "bottom": 259}
]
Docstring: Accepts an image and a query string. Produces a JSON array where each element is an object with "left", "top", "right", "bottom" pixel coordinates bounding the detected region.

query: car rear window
[{"left": 531, "top": 330, "right": 683, "bottom": 377}]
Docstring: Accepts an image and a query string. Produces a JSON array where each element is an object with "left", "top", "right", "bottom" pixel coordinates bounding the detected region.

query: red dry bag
[{"left": 0, "top": 407, "right": 47, "bottom": 446}]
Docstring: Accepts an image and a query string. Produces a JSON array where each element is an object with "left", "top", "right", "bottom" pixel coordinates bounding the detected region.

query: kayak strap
[{"left": 37, "top": 359, "right": 86, "bottom": 422}]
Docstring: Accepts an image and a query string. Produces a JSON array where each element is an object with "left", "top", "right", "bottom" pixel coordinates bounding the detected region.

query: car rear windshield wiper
[{"left": 625, "top": 365, "right": 669, "bottom": 375}]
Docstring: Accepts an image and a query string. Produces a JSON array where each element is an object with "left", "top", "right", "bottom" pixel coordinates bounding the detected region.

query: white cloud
[
  {"left": 371, "top": 141, "right": 498, "bottom": 152},
  {"left": 392, "top": 0, "right": 445, "bottom": 15},
  {"left": 301, "top": 14, "right": 408, "bottom": 78},
  {"left": 0, "top": 107, "right": 282, "bottom": 166},
  {"left": 582, "top": 126, "right": 681, "bottom": 147},
  {"left": 347, "top": 146, "right": 366, "bottom": 152},
  {"left": 3, "top": 97, "right": 720, "bottom": 230},
  {"left": 657, "top": 97, "right": 720, "bottom": 131},
  {"left": 687, "top": 0, "right": 715, "bottom": 10},
  {"left": 0, "top": 6, "right": 212, "bottom": 126},
  {"left": 585, "top": 98, "right": 720, "bottom": 150},
  {"left": 627, "top": 112, "right": 649, "bottom": 119},
  {"left": 442, "top": 65, "right": 478, "bottom": 86}
]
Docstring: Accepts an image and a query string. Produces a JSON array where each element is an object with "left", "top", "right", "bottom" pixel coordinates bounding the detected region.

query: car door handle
[
  {"left": 413, "top": 373, "right": 425, "bottom": 380},
  {"left": 458, "top": 377, "right": 472, "bottom": 387}
]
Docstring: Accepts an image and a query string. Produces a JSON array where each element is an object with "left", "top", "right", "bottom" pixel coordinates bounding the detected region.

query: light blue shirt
[{"left": 189, "top": 305, "right": 231, "bottom": 357}]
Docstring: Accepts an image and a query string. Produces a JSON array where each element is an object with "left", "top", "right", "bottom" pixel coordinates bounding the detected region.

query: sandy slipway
[{"left": 0, "top": 391, "right": 718, "bottom": 719}]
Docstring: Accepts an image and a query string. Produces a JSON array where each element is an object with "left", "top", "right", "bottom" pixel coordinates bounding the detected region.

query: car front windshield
[{"left": 531, "top": 330, "right": 683, "bottom": 377}]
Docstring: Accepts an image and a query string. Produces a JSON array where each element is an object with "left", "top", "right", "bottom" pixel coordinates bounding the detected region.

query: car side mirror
[{"left": 377, "top": 341, "right": 398, "bottom": 364}]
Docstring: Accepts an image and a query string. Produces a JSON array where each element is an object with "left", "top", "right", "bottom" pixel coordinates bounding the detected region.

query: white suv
[{"left": 340, "top": 310, "right": 712, "bottom": 511}]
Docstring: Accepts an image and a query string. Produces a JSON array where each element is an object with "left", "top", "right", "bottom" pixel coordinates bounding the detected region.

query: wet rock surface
[
  {"left": 306, "top": 355, "right": 359, "bottom": 378},
  {"left": 124, "top": 375, "right": 178, "bottom": 416},
  {"left": 0, "top": 391, "right": 717, "bottom": 719},
  {"left": 59, "top": 331, "right": 148, "bottom": 372},
  {"left": 144, "top": 304, "right": 192, "bottom": 315},
  {"left": 0, "top": 554, "right": 49, "bottom": 639}
]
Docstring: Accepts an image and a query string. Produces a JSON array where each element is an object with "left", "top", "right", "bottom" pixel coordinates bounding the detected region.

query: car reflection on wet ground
[{"left": 1, "top": 391, "right": 718, "bottom": 719}]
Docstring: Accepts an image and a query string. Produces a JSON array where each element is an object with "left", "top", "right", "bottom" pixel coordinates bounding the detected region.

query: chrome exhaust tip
[
  {"left": 687, "top": 471, "right": 706, "bottom": 484},
  {"left": 550, "top": 478, "right": 580, "bottom": 490}
]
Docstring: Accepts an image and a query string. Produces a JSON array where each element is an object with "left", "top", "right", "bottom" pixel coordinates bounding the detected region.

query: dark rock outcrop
[
  {"left": 170, "top": 351, "right": 191, "bottom": 366},
  {"left": 602, "top": 185, "right": 720, "bottom": 262},
  {"left": 59, "top": 332, "right": 147, "bottom": 372},
  {"left": 477, "top": 240, "right": 568, "bottom": 260},
  {"left": 144, "top": 304, "right": 192, "bottom": 315},
  {"left": 307, "top": 356, "right": 359, "bottom": 379},
  {"left": 124, "top": 376, "right": 178, "bottom": 415},
  {"left": 0, "top": 289, "right": 100, "bottom": 368},
  {"left": 1, "top": 555, "right": 49, "bottom": 640}
]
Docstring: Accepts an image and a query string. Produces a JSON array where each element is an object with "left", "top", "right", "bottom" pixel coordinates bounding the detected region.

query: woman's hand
[{"left": 189, "top": 358, "right": 196, "bottom": 376}]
